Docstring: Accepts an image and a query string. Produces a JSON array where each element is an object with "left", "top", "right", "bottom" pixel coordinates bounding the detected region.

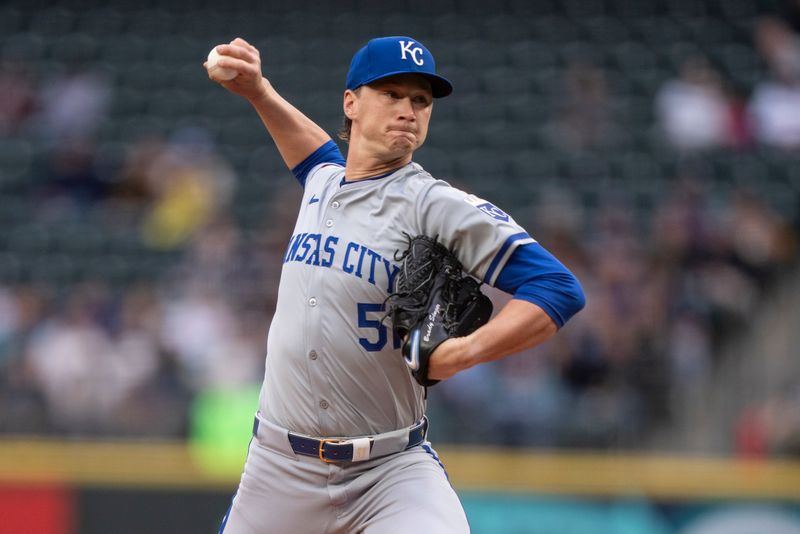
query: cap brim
[
  {"left": 426, "top": 74, "right": 454, "bottom": 98},
  {"left": 361, "top": 71, "right": 453, "bottom": 98}
]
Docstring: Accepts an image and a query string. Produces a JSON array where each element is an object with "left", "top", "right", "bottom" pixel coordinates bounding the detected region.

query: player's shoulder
[
  {"left": 397, "top": 162, "right": 453, "bottom": 193},
  {"left": 402, "top": 162, "right": 467, "bottom": 200},
  {"left": 307, "top": 161, "right": 345, "bottom": 188},
  {"left": 409, "top": 164, "right": 517, "bottom": 225}
]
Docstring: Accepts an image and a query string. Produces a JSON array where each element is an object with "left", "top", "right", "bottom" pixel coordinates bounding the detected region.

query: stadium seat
[
  {"left": 454, "top": 148, "right": 511, "bottom": 186},
  {"left": 50, "top": 33, "right": 99, "bottom": 64},
  {"left": 0, "top": 7, "right": 24, "bottom": 35},
  {"left": 149, "top": 89, "right": 200, "bottom": 119},
  {"left": 28, "top": 7, "right": 75, "bottom": 36},
  {"left": 481, "top": 14, "right": 534, "bottom": 42},
  {"left": 2, "top": 32, "right": 47, "bottom": 63},
  {"left": 480, "top": 67, "right": 535, "bottom": 96},
  {"left": 126, "top": 8, "right": 175, "bottom": 38},
  {"left": 74, "top": 7, "right": 126, "bottom": 36},
  {"left": 532, "top": 16, "right": 581, "bottom": 43},
  {"left": 0, "top": 141, "right": 33, "bottom": 190},
  {"left": 579, "top": 16, "right": 631, "bottom": 44},
  {"left": 506, "top": 40, "right": 559, "bottom": 72},
  {"left": 481, "top": 120, "right": 541, "bottom": 151}
]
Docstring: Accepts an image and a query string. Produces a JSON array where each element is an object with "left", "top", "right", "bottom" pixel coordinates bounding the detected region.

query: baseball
[{"left": 207, "top": 47, "right": 238, "bottom": 81}]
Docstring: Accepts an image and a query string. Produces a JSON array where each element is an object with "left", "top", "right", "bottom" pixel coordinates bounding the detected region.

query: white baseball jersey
[{"left": 259, "top": 161, "right": 534, "bottom": 438}]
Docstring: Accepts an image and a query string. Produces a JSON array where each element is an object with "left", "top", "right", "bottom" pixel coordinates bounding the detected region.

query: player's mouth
[
  {"left": 388, "top": 124, "right": 417, "bottom": 134},
  {"left": 388, "top": 128, "right": 417, "bottom": 142}
]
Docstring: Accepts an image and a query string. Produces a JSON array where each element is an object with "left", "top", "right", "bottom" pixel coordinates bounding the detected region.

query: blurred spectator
[
  {"left": 655, "top": 57, "right": 736, "bottom": 151},
  {"left": 0, "top": 59, "right": 36, "bottom": 136},
  {"left": 38, "top": 138, "right": 109, "bottom": 210},
  {"left": 736, "top": 383, "right": 800, "bottom": 457},
  {"left": 651, "top": 179, "right": 710, "bottom": 262},
  {"left": 749, "top": 17, "right": 800, "bottom": 149},
  {"left": 29, "top": 66, "right": 111, "bottom": 145},
  {"left": 25, "top": 284, "right": 116, "bottom": 434},
  {"left": 666, "top": 311, "right": 712, "bottom": 403},
  {"left": 106, "top": 285, "right": 191, "bottom": 437},
  {"left": 726, "top": 190, "right": 796, "bottom": 280},
  {"left": 175, "top": 216, "right": 243, "bottom": 291},
  {"left": 159, "top": 283, "right": 239, "bottom": 390},
  {"left": 204, "top": 309, "right": 266, "bottom": 390},
  {"left": 140, "top": 127, "right": 235, "bottom": 249},
  {"left": 106, "top": 286, "right": 162, "bottom": 415},
  {"left": 0, "top": 286, "right": 50, "bottom": 433},
  {"left": 0, "top": 288, "right": 18, "bottom": 361},
  {"left": 110, "top": 136, "right": 165, "bottom": 212},
  {"left": 547, "top": 62, "right": 618, "bottom": 151}
]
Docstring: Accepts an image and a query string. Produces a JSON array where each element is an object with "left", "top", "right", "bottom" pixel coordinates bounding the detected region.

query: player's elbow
[
  {"left": 561, "top": 272, "right": 586, "bottom": 323},
  {"left": 512, "top": 270, "right": 585, "bottom": 329},
  {"left": 543, "top": 270, "right": 585, "bottom": 328}
]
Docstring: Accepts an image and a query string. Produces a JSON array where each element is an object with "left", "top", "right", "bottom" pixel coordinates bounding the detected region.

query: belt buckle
[{"left": 318, "top": 438, "right": 345, "bottom": 463}]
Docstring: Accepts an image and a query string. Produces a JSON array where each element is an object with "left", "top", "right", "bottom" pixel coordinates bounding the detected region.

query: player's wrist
[
  {"left": 246, "top": 77, "right": 273, "bottom": 105},
  {"left": 462, "top": 329, "right": 492, "bottom": 367},
  {"left": 451, "top": 335, "right": 480, "bottom": 372}
]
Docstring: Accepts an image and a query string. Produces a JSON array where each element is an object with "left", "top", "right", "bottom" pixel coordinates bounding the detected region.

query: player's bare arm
[
  {"left": 204, "top": 37, "right": 331, "bottom": 170},
  {"left": 426, "top": 299, "right": 558, "bottom": 381}
]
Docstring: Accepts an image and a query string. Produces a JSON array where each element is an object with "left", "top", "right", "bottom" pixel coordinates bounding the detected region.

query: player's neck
[{"left": 344, "top": 143, "right": 412, "bottom": 182}]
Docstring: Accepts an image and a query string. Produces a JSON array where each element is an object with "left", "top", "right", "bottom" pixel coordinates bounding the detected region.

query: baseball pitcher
[{"left": 204, "top": 35, "right": 585, "bottom": 534}]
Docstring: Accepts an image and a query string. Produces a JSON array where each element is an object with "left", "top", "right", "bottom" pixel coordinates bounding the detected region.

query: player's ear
[{"left": 343, "top": 89, "right": 359, "bottom": 120}]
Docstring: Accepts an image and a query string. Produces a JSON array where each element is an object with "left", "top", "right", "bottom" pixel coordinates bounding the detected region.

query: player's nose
[{"left": 397, "top": 97, "right": 416, "bottom": 121}]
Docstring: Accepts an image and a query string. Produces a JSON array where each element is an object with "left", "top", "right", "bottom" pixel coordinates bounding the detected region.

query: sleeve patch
[{"left": 463, "top": 194, "right": 510, "bottom": 222}]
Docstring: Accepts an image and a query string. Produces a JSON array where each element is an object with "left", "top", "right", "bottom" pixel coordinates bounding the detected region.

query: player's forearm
[
  {"left": 428, "top": 299, "right": 557, "bottom": 380},
  {"left": 466, "top": 299, "right": 556, "bottom": 365},
  {"left": 248, "top": 78, "right": 332, "bottom": 170}
]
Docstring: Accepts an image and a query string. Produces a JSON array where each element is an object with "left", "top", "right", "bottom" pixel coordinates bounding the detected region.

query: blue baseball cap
[{"left": 346, "top": 36, "right": 453, "bottom": 98}]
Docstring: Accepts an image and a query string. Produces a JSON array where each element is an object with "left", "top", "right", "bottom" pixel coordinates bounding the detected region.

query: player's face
[{"left": 346, "top": 74, "right": 433, "bottom": 159}]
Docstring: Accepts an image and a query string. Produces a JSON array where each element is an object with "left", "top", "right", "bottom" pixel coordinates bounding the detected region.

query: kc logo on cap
[
  {"left": 345, "top": 36, "right": 453, "bottom": 98},
  {"left": 399, "top": 40, "right": 424, "bottom": 66}
]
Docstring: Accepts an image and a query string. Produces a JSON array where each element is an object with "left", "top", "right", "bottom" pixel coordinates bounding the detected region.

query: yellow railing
[{"left": 1, "top": 438, "right": 798, "bottom": 500}]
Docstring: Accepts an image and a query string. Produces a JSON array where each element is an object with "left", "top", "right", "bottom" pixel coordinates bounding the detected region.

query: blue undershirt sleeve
[
  {"left": 494, "top": 242, "right": 585, "bottom": 328},
  {"left": 291, "top": 140, "right": 346, "bottom": 187}
]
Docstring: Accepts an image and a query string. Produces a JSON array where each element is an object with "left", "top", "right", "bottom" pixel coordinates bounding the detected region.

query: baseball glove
[{"left": 385, "top": 234, "right": 493, "bottom": 387}]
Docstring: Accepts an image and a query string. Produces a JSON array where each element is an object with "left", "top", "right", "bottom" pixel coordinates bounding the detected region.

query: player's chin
[
  {"left": 387, "top": 137, "right": 416, "bottom": 154},
  {"left": 389, "top": 132, "right": 425, "bottom": 152}
]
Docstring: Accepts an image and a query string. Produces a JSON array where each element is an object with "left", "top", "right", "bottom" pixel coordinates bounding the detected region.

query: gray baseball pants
[{"left": 218, "top": 415, "right": 470, "bottom": 534}]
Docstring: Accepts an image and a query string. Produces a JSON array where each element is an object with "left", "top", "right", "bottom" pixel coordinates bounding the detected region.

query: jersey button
[
  {"left": 308, "top": 297, "right": 317, "bottom": 307},
  {"left": 319, "top": 400, "right": 329, "bottom": 410},
  {"left": 309, "top": 350, "right": 318, "bottom": 360},
  {"left": 331, "top": 201, "right": 340, "bottom": 209},
  {"left": 325, "top": 219, "right": 333, "bottom": 228}
]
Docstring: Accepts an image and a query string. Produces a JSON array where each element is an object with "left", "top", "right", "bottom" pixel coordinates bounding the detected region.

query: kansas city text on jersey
[{"left": 284, "top": 232, "right": 400, "bottom": 294}]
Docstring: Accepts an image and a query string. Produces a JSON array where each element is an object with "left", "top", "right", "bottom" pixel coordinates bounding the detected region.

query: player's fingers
[
  {"left": 216, "top": 44, "right": 258, "bottom": 65},
  {"left": 214, "top": 56, "right": 258, "bottom": 76},
  {"left": 224, "top": 37, "right": 258, "bottom": 56},
  {"left": 230, "top": 37, "right": 261, "bottom": 58},
  {"left": 231, "top": 36, "right": 252, "bottom": 48}
]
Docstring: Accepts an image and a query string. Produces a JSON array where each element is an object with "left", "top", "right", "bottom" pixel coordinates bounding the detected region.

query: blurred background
[{"left": 0, "top": 0, "right": 799, "bottom": 532}]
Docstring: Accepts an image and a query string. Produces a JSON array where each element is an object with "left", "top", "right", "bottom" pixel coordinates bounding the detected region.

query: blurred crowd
[
  {"left": 1, "top": 7, "right": 800, "bottom": 454},
  {"left": 432, "top": 177, "right": 795, "bottom": 448}
]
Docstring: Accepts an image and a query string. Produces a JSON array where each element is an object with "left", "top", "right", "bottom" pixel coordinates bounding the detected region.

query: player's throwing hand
[{"left": 203, "top": 37, "right": 267, "bottom": 101}]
